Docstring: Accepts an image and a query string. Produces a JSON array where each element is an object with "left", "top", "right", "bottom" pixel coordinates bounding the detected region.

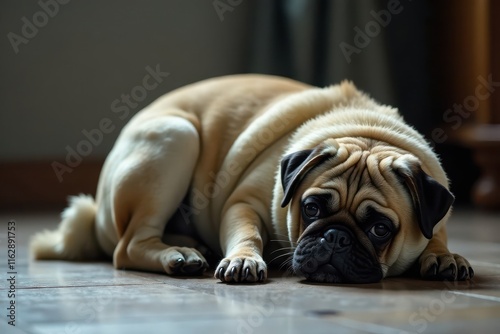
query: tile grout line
[
  {"left": 1, "top": 282, "right": 166, "bottom": 290},
  {"left": 450, "top": 291, "right": 500, "bottom": 303},
  {"left": 333, "top": 317, "right": 410, "bottom": 334},
  {"left": 469, "top": 260, "right": 500, "bottom": 268}
]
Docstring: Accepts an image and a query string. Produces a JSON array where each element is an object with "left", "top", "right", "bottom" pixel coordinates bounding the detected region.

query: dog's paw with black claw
[
  {"left": 162, "top": 247, "right": 209, "bottom": 275},
  {"left": 419, "top": 252, "right": 474, "bottom": 281},
  {"left": 214, "top": 255, "right": 267, "bottom": 283}
]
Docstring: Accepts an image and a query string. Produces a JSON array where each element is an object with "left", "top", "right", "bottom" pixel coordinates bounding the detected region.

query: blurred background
[{"left": 1, "top": 0, "right": 499, "bottom": 211}]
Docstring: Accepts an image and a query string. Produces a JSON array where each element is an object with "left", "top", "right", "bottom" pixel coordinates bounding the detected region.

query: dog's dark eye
[
  {"left": 304, "top": 203, "right": 320, "bottom": 218},
  {"left": 363, "top": 208, "right": 395, "bottom": 248},
  {"left": 301, "top": 196, "right": 330, "bottom": 224},
  {"left": 369, "top": 224, "right": 390, "bottom": 238}
]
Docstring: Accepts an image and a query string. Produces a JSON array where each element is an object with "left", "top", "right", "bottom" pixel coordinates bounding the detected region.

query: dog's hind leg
[{"left": 102, "top": 114, "right": 208, "bottom": 275}]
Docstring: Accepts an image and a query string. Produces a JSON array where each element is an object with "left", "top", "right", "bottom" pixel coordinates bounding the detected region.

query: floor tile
[{"left": 0, "top": 209, "right": 499, "bottom": 333}]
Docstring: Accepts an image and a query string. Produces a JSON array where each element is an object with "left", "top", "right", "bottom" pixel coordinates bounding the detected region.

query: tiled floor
[{"left": 1, "top": 209, "right": 499, "bottom": 334}]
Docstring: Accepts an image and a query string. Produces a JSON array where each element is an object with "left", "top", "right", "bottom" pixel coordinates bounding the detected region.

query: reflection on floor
[{"left": 0, "top": 209, "right": 499, "bottom": 334}]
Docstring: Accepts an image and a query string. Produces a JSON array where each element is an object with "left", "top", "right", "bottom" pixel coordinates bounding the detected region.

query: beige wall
[{"left": 0, "top": 0, "right": 253, "bottom": 160}]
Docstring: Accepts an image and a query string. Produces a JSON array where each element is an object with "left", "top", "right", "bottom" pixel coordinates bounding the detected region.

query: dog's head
[{"left": 280, "top": 138, "right": 454, "bottom": 283}]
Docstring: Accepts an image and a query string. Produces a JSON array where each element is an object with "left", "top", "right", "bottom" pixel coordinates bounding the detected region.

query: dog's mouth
[
  {"left": 292, "top": 228, "right": 383, "bottom": 284},
  {"left": 299, "top": 262, "right": 345, "bottom": 284}
]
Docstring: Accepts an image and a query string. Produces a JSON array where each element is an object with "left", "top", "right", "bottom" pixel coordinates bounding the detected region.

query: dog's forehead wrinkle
[
  {"left": 315, "top": 164, "right": 388, "bottom": 215},
  {"left": 314, "top": 150, "right": 367, "bottom": 187},
  {"left": 336, "top": 137, "right": 372, "bottom": 150},
  {"left": 302, "top": 187, "right": 341, "bottom": 214},
  {"left": 354, "top": 153, "right": 405, "bottom": 209}
]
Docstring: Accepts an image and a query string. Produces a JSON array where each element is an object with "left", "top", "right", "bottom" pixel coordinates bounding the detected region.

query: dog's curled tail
[{"left": 30, "top": 194, "right": 103, "bottom": 261}]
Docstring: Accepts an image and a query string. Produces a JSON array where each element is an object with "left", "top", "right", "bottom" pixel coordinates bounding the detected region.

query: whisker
[
  {"left": 269, "top": 247, "right": 295, "bottom": 255},
  {"left": 268, "top": 239, "right": 298, "bottom": 247},
  {"left": 269, "top": 251, "right": 293, "bottom": 262},
  {"left": 280, "top": 258, "right": 295, "bottom": 273},
  {"left": 268, "top": 251, "right": 294, "bottom": 265}
]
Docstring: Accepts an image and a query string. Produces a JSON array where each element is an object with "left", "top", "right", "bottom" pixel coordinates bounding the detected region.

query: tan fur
[
  {"left": 30, "top": 74, "right": 468, "bottom": 282},
  {"left": 30, "top": 194, "right": 103, "bottom": 260}
]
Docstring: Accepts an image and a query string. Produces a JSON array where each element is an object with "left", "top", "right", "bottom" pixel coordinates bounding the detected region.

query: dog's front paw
[
  {"left": 419, "top": 252, "right": 474, "bottom": 281},
  {"left": 215, "top": 255, "right": 267, "bottom": 283}
]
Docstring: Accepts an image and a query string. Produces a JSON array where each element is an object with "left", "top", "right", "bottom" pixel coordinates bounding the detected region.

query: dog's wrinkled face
[{"left": 280, "top": 139, "right": 454, "bottom": 283}]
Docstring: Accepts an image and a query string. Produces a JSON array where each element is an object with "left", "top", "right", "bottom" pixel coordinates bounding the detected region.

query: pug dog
[{"left": 31, "top": 74, "right": 473, "bottom": 283}]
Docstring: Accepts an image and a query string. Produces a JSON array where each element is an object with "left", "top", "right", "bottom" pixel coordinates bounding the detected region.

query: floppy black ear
[
  {"left": 280, "top": 149, "right": 314, "bottom": 207},
  {"left": 396, "top": 167, "right": 455, "bottom": 239},
  {"left": 280, "top": 141, "right": 338, "bottom": 207}
]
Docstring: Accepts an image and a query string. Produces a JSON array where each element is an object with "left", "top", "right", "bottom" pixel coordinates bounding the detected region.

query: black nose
[{"left": 322, "top": 229, "right": 352, "bottom": 252}]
